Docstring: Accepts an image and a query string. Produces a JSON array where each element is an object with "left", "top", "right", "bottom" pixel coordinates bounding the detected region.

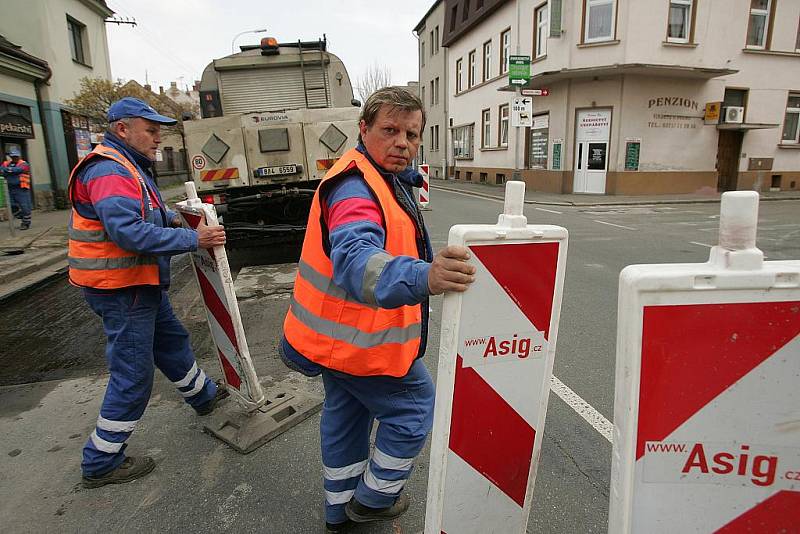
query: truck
[{"left": 184, "top": 36, "right": 361, "bottom": 249}]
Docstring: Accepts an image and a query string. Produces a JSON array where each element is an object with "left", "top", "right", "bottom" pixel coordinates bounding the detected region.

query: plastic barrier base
[{"left": 203, "top": 381, "right": 323, "bottom": 454}]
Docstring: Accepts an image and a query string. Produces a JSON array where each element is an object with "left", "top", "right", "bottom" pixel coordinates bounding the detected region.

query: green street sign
[{"left": 508, "top": 55, "right": 531, "bottom": 86}]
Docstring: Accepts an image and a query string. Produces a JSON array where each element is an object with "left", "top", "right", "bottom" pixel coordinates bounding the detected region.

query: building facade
[
  {"left": 439, "top": 0, "right": 800, "bottom": 195},
  {"left": 416, "top": 1, "right": 448, "bottom": 180},
  {"left": 0, "top": 0, "right": 113, "bottom": 207}
]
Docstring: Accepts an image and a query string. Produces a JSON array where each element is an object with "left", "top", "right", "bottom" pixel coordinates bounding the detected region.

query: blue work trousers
[
  {"left": 9, "top": 185, "right": 31, "bottom": 224},
  {"left": 320, "top": 359, "right": 435, "bottom": 524},
  {"left": 81, "top": 285, "right": 216, "bottom": 477}
]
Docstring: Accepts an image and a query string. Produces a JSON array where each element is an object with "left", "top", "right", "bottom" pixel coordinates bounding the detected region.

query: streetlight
[{"left": 231, "top": 28, "right": 268, "bottom": 53}]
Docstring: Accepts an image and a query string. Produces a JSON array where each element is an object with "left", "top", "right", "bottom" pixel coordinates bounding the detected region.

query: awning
[
  {"left": 717, "top": 123, "right": 780, "bottom": 131},
  {"left": 498, "top": 63, "right": 738, "bottom": 91}
]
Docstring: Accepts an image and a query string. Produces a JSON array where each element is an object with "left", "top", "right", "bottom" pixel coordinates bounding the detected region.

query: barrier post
[
  {"left": 176, "top": 182, "right": 322, "bottom": 453},
  {"left": 419, "top": 163, "right": 430, "bottom": 210},
  {"left": 610, "top": 191, "right": 800, "bottom": 532},
  {"left": 425, "top": 181, "right": 568, "bottom": 534}
]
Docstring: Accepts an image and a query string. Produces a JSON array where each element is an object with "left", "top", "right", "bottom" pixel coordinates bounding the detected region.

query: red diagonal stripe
[
  {"left": 195, "top": 265, "right": 240, "bottom": 354},
  {"left": 715, "top": 491, "right": 800, "bottom": 532},
  {"left": 470, "top": 243, "right": 559, "bottom": 340},
  {"left": 222, "top": 167, "right": 238, "bottom": 179},
  {"left": 637, "top": 301, "right": 800, "bottom": 460},
  {"left": 448, "top": 355, "right": 535, "bottom": 507},
  {"left": 218, "top": 349, "right": 241, "bottom": 389},
  {"left": 182, "top": 212, "right": 202, "bottom": 229}
]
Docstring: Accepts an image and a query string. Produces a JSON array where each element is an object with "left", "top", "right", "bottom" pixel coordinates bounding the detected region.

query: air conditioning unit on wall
[{"left": 723, "top": 106, "right": 745, "bottom": 124}]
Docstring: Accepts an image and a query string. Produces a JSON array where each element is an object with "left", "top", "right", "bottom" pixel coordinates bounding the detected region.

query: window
[
  {"left": 746, "top": 0, "right": 772, "bottom": 49},
  {"left": 421, "top": 85, "right": 426, "bottom": 107},
  {"left": 67, "top": 16, "right": 88, "bottom": 65},
  {"left": 456, "top": 59, "right": 463, "bottom": 93},
  {"left": 482, "top": 40, "right": 492, "bottom": 81},
  {"left": 463, "top": 0, "right": 470, "bottom": 21},
  {"left": 434, "top": 26, "right": 440, "bottom": 54},
  {"left": 535, "top": 4, "right": 549, "bottom": 58},
  {"left": 584, "top": 0, "right": 615, "bottom": 43},
  {"left": 434, "top": 77, "right": 440, "bottom": 105},
  {"left": 482, "top": 109, "right": 492, "bottom": 148},
  {"left": 430, "top": 30, "right": 435, "bottom": 56},
  {"left": 500, "top": 29, "right": 511, "bottom": 74},
  {"left": 434, "top": 125, "right": 440, "bottom": 150},
  {"left": 529, "top": 114, "right": 549, "bottom": 169},
  {"left": 468, "top": 50, "right": 477, "bottom": 87},
  {"left": 667, "top": 0, "right": 693, "bottom": 43},
  {"left": 430, "top": 80, "right": 435, "bottom": 105},
  {"left": 450, "top": 6, "right": 458, "bottom": 32},
  {"left": 421, "top": 40, "right": 426, "bottom": 67},
  {"left": 781, "top": 93, "right": 800, "bottom": 144},
  {"left": 453, "top": 124, "right": 475, "bottom": 159},
  {"left": 498, "top": 104, "right": 509, "bottom": 147},
  {"left": 430, "top": 126, "right": 436, "bottom": 150}
]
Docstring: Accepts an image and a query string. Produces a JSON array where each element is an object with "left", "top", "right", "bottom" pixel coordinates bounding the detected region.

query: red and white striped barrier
[
  {"left": 610, "top": 191, "right": 800, "bottom": 532},
  {"left": 419, "top": 163, "right": 430, "bottom": 209},
  {"left": 176, "top": 183, "right": 265, "bottom": 412},
  {"left": 425, "top": 181, "right": 568, "bottom": 534}
]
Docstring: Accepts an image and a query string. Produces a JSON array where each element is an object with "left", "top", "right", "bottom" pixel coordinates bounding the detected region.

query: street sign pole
[{"left": 508, "top": 55, "right": 531, "bottom": 182}]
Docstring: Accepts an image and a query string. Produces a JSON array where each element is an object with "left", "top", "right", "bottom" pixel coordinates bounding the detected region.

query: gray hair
[
  {"left": 108, "top": 117, "right": 131, "bottom": 132},
  {"left": 358, "top": 86, "right": 426, "bottom": 143}
]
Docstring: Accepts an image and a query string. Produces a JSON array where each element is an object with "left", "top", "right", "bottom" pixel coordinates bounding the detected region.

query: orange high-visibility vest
[
  {"left": 283, "top": 148, "right": 423, "bottom": 377},
  {"left": 1, "top": 160, "right": 30, "bottom": 189},
  {"left": 67, "top": 145, "right": 159, "bottom": 289}
]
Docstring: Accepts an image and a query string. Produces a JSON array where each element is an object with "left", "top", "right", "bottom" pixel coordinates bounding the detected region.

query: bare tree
[{"left": 355, "top": 62, "right": 392, "bottom": 102}]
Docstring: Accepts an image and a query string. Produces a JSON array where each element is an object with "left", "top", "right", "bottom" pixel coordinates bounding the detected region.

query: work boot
[
  {"left": 345, "top": 494, "right": 410, "bottom": 523},
  {"left": 82, "top": 456, "right": 156, "bottom": 489},
  {"left": 194, "top": 381, "right": 229, "bottom": 416},
  {"left": 325, "top": 519, "right": 354, "bottom": 533},
  {"left": 19, "top": 222, "right": 30, "bottom": 230}
]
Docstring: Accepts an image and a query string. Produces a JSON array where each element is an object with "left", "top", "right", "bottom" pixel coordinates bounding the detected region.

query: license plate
[{"left": 254, "top": 164, "right": 298, "bottom": 178}]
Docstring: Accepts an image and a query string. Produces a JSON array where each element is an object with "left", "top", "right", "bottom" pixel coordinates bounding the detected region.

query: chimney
[
  {"left": 193, "top": 80, "right": 200, "bottom": 92},
  {"left": 159, "top": 86, "right": 164, "bottom": 95},
  {"left": 170, "top": 81, "right": 177, "bottom": 89},
  {"left": 144, "top": 83, "right": 152, "bottom": 92}
]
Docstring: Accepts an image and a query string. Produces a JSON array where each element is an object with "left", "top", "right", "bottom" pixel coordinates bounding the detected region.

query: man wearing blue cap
[
  {"left": 0, "top": 146, "right": 32, "bottom": 230},
  {"left": 68, "top": 97, "right": 227, "bottom": 488}
]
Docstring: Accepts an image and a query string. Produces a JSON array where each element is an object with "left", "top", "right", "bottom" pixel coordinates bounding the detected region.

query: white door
[{"left": 574, "top": 110, "right": 611, "bottom": 194}]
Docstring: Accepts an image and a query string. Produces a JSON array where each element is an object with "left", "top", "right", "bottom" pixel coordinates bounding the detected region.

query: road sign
[
  {"left": 511, "top": 97, "right": 533, "bottom": 128},
  {"left": 508, "top": 55, "right": 531, "bottom": 86},
  {"left": 418, "top": 163, "right": 430, "bottom": 209},
  {"left": 191, "top": 153, "right": 207, "bottom": 170},
  {"left": 609, "top": 191, "right": 800, "bottom": 532},
  {"left": 425, "top": 181, "right": 568, "bottom": 534},
  {"left": 521, "top": 88, "right": 549, "bottom": 97}
]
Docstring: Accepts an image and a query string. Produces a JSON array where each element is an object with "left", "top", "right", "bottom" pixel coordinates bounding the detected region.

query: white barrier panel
[
  {"left": 419, "top": 163, "right": 430, "bottom": 208},
  {"left": 425, "top": 181, "right": 568, "bottom": 534},
  {"left": 610, "top": 191, "right": 800, "bottom": 532},
  {"left": 175, "top": 182, "right": 265, "bottom": 412}
]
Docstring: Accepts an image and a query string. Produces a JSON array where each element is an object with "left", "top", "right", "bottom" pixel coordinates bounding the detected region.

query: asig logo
[{"left": 463, "top": 334, "right": 543, "bottom": 360}]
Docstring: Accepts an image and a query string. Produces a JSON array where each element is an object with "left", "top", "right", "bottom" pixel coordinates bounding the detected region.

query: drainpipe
[{"left": 34, "top": 65, "right": 60, "bottom": 208}]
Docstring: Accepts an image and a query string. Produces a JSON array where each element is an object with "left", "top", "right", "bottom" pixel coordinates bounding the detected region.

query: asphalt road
[{"left": 0, "top": 189, "right": 797, "bottom": 533}]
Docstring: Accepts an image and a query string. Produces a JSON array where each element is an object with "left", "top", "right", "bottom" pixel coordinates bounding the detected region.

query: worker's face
[
  {"left": 116, "top": 117, "right": 162, "bottom": 161},
  {"left": 360, "top": 105, "right": 422, "bottom": 173}
]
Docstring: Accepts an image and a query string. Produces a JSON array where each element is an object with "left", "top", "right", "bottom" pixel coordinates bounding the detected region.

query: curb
[
  {"left": 0, "top": 259, "right": 67, "bottom": 304},
  {"left": 0, "top": 248, "right": 66, "bottom": 285},
  {"left": 430, "top": 183, "right": 800, "bottom": 207}
]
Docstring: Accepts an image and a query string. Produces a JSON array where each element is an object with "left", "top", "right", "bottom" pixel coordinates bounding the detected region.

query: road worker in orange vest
[
  {"left": 67, "top": 97, "right": 227, "bottom": 489},
  {"left": 280, "top": 87, "right": 476, "bottom": 532},
  {"left": 0, "top": 146, "right": 32, "bottom": 230}
]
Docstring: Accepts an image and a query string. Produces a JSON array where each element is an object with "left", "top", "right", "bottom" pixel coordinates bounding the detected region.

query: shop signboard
[
  {"left": 625, "top": 138, "right": 641, "bottom": 171},
  {"left": 552, "top": 139, "right": 563, "bottom": 171}
]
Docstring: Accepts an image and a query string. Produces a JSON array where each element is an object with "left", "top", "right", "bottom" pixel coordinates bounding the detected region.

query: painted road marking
[
  {"left": 690, "top": 241, "right": 714, "bottom": 248},
  {"left": 536, "top": 207, "right": 563, "bottom": 215},
  {"left": 594, "top": 220, "right": 637, "bottom": 231},
  {"left": 550, "top": 375, "right": 613, "bottom": 443}
]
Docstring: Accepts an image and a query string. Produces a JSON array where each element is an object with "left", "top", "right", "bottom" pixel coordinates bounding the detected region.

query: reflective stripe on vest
[
  {"left": 66, "top": 145, "right": 160, "bottom": 289},
  {"left": 283, "top": 148, "right": 423, "bottom": 377}
]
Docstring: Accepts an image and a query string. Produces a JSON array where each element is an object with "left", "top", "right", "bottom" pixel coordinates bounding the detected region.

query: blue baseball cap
[
  {"left": 107, "top": 97, "right": 177, "bottom": 125},
  {"left": 7, "top": 147, "right": 21, "bottom": 157}
]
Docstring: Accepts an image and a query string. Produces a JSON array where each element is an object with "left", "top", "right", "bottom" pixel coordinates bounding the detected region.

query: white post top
[
  {"left": 709, "top": 191, "right": 763, "bottom": 270},
  {"left": 498, "top": 180, "right": 528, "bottom": 228},
  {"left": 184, "top": 181, "right": 201, "bottom": 206}
]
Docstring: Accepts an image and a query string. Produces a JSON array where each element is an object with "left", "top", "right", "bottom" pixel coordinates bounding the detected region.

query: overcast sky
[{"left": 106, "top": 0, "right": 432, "bottom": 94}]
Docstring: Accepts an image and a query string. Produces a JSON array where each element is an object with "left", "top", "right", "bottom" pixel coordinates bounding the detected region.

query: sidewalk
[
  {"left": 0, "top": 184, "right": 188, "bottom": 302},
  {"left": 430, "top": 177, "right": 800, "bottom": 206}
]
